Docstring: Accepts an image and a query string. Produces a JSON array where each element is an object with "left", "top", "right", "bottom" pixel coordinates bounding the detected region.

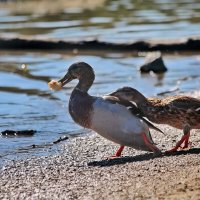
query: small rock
[
  {"left": 139, "top": 52, "right": 167, "bottom": 73},
  {"left": 1, "top": 130, "right": 36, "bottom": 137}
]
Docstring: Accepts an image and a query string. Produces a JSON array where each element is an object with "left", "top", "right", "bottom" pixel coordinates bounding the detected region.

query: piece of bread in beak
[{"left": 48, "top": 80, "right": 62, "bottom": 91}]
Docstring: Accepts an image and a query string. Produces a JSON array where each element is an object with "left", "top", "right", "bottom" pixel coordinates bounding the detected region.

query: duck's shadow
[{"left": 88, "top": 148, "right": 200, "bottom": 167}]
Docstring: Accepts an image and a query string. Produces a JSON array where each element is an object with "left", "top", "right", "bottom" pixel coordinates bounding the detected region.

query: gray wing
[{"left": 103, "top": 95, "right": 164, "bottom": 134}]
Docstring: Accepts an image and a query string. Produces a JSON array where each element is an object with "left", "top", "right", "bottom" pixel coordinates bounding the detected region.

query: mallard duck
[
  {"left": 49, "top": 62, "right": 162, "bottom": 157},
  {"left": 109, "top": 87, "right": 200, "bottom": 152}
]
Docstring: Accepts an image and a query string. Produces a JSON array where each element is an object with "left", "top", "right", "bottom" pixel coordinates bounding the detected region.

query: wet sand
[{"left": 1, "top": 91, "right": 200, "bottom": 200}]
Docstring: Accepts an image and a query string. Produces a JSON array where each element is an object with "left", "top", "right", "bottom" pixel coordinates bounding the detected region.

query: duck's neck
[
  {"left": 69, "top": 70, "right": 95, "bottom": 128},
  {"left": 75, "top": 71, "right": 95, "bottom": 93},
  {"left": 132, "top": 90, "right": 148, "bottom": 106}
]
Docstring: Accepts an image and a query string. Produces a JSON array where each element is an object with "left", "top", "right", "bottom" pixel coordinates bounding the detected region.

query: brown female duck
[
  {"left": 49, "top": 62, "right": 162, "bottom": 158},
  {"left": 109, "top": 87, "right": 200, "bottom": 152}
]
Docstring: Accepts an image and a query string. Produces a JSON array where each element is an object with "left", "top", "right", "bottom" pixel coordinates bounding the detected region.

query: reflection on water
[
  {"left": 0, "top": 0, "right": 200, "bottom": 41},
  {"left": 0, "top": 50, "right": 200, "bottom": 165}
]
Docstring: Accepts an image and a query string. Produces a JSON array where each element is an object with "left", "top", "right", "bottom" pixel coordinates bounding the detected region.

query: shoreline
[
  {"left": 1, "top": 36, "right": 200, "bottom": 52},
  {"left": 1, "top": 91, "right": 200, "bottom": 199}
]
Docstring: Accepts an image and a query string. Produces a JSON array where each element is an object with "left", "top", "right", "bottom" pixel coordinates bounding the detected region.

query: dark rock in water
[
  {"left": 53, "top": 136, "right": 69, "bottom": 144},
  {"left": 1, "top": 130, "right": 36, "bottom": 137},
  {"left": 139, "top": 52, "right": 167, "bottom": 73}
]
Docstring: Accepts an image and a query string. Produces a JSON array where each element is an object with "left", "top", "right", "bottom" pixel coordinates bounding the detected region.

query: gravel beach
[{"left": 1, "top": 91, "right": 200, "bottom": 200}]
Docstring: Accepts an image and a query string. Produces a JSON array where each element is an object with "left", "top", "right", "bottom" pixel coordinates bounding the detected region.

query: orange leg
[
  {"left": 166, "top": 132, "right": 191, "bottom": 153},
  {"left": 106, "top": 146, "right": 125, "bottom": 159},
  {"left": 115, "top": 145, "right": 125, "bottom": 156},
  {"left": 180, "top": 132, "right": 191, "bottom": 149},
  {"left": 141, "top": 132, "right": 161, "bottom": 156}
]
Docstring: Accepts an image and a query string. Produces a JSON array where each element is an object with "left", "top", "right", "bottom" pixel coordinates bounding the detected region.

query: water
[
  {"left": 0, "top": 50, "right": 200, "bottom": 165},
  {"left": 0, "top": 0, "right": 200, "bottom": 42},
  {"left": 0, "top": 0, "right": 200, "bottom": 165}
]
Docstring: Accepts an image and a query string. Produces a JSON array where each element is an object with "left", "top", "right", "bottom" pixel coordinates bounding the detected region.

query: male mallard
[
  {"left": 48, "top": 62, "right": 161, "bottom": 157},
  {"left": 109, "top": 87, "right": 200, "bottom": 152}
]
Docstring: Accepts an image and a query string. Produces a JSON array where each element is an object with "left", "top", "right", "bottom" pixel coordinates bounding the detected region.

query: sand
[{"left": 1, "top": 91, "right": 200, "bottom": 200}]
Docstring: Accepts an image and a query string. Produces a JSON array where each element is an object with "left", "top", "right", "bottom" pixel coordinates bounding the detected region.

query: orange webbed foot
[
  {"left": 106, "top": 146, "right": 125, "bottom": 160},
  {"left": 180, "top": 142, "right": 192, "bottom": 150},
  {"left": 165, "top": 133, "right": 191, "bottom": 154}
]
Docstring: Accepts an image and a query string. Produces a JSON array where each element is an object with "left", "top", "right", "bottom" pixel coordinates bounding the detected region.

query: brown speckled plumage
[
  {"left": 109, "top": 87, "right": 200, "bottom": 151},
  {"left": 141, "top": 96, "right": 200, "bottom": 129},
  {"left": 142, "top": 96, "right": 200, "bottom": 129},
  {"left": 110, "top": 87, "right": 200, "bottom": 130}
]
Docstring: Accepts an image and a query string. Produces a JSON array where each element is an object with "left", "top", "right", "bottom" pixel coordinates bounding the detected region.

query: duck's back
[{"left": 143, "top": 96, "right": 200, "bottom": 129}]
